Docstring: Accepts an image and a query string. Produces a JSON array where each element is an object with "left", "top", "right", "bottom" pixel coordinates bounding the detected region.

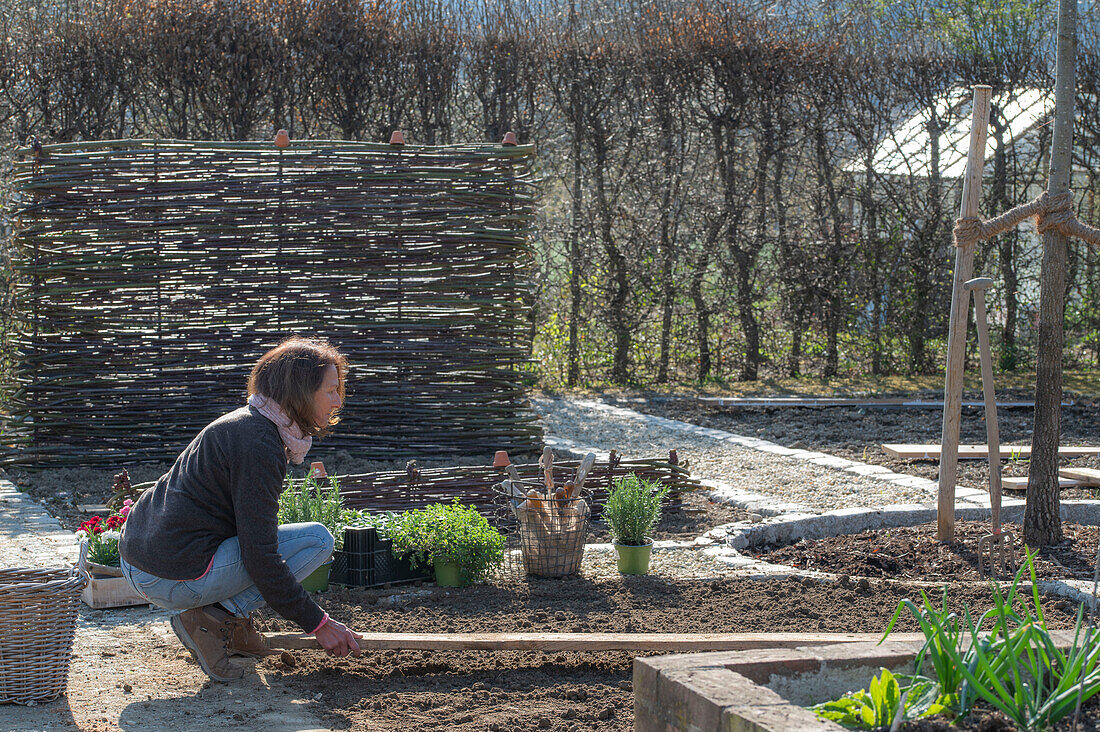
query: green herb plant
[
  {"left": 342, "top": 508, "right": 396, "bottom": 533},
  {"left": 880, "top": 585, "right": 972, "bottom": 717},
  {"left": 602, "top": 474, "right": 670, "bottom": 546},
  {"left": 385, "top": 500, "right": 505, "bottom": 586},
  {"left": 278, "top": 474, "right": 344, "bottom": 551},
  {"left": 815, "top": 549, "right": 1100, "bottom": 730},
  {"left": 811, "top": 668, "right": 949, "bottom": 729},
  {"left": 889, "top": 548, "right": 1100, "bottom": 730}
]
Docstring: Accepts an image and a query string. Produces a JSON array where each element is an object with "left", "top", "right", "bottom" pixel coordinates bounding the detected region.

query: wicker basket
[
  {"left": 516, "top": 501, "right": 588, "bottom": 577},
  {"left": 0, "top": 567, "right": 86, "bottom": 704},
  {"left": 495, "top": 481, "right": 589, "bottom": 578}
]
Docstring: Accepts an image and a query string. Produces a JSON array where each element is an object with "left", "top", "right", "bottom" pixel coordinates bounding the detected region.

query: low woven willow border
[
  {"left": 3, "top": 138, "right": 540, "bottom": 467},
  {"left": 112, "top": 455, "right": 700, "bottom": 521}
]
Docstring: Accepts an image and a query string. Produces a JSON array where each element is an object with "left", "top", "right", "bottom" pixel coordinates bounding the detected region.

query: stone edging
[
  {"left": 544, "top": 404, "right": 1100, "bottom": 607},
  {"left": 635, "top": 640, "right": 922, "bottom": 732},
  {"left": 635, "top": 633, "right": 1084, "bottom": 732},
  {"left": 566, "top": 398, "right": 959, "bottom": 499}
]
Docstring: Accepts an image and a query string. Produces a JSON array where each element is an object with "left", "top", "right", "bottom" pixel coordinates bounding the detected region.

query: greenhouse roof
[{"left": 848, "top": 88, "right": 1053, "bottom": 180}]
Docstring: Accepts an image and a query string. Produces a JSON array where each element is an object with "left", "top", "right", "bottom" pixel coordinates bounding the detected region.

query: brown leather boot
[
  {"left": 225, "top": 615, "right": 278, "bottom": 658},
  {"left": 169, "top": 605, "right": 245, "bottom": 682}
]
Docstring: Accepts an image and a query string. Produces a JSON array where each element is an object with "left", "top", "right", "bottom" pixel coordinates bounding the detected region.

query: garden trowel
[{"left": 967, "top": 278, "right": 1016, "bottom": 577}]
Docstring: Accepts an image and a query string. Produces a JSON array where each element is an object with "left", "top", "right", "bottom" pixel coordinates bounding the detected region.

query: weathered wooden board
[
  {"left": 1001, "top": 476, "right": 1083, "bottom": 491},
  {"left": 1058, "top": 467, "right": 1100, "bottom": 486},
  {"left": 265, "top": 631, "right": 926, "bottom": 653},
  {"left": 883, "top": 444, "right": 1100, "bottom": 461},
  {"left": 1000, "top": 468, "right": 1100, "bottom": 491},
  {"left": 702, "top": 397, "right": 1039, "bottom": 409}
]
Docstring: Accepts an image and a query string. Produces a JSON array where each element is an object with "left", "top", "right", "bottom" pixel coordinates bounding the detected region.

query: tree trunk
[
  {"left": 566, "top": 122, "right": 583, "bottom": 387},
  {"left": 690, "top": 255, "right": 711, "bottom": 383},
  {"left": 1026, "top": 0, "right": 1077, "bottom": 546},
  {"left": 593, "top": 138, "right": 630, "bottom": 385},
  {"left": 911, "top": 113, "right": 944, "bottom": 374},
  {"left": 656, "top": 101, "right": 675, "bottom": 384},
  {"left": 733, "top": 246, "right": 759, "bottom": 381},
  {"left": 737, "top": 128, "right": 771, "bottom": 383},
  {"left": 773, "top": 147, "right": 802, "bottom": 378},
  {"left": 813, "top": 123, "right": 844, "bottom": 378},
  {"left": 991, "top": 107, "right": 1019, "bottom": 371},
  {"left": 861, "top": 156, "right": 885, "bottom": 376},
  {"left": 788, "top": 318, "right": 803, "bottom": 377}
]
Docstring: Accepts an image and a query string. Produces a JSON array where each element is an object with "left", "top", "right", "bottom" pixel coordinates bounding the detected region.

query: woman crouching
[{"left": 119, "top": 336, "right": 362, "bottom": 681}]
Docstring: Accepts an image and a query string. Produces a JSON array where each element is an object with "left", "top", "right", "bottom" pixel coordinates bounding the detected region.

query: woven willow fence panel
[{"left": 3, "top": 139, "right": 540, "bottom": 467}]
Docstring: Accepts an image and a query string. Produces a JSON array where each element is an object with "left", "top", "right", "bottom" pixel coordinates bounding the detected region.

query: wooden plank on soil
[
  {"left": 78, "top": 504, "right": 109, "bottom": 514},
  {"left": 882, "top": 444, "right": 1100, "bottom": 461},
  {"left": 702, "top": 397, "right": 1039, "bottom": 409},
  {"left": 265, "top": 631, "right": 926, "bottom": 652},
  {"left": 1058, "top": 468, "right": 1100, "bottom": 486},
  {"left": 1002, "top": 476, "right": 1084, "bottom": 491}
]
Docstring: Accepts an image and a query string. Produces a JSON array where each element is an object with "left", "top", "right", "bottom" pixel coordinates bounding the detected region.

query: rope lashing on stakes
[{"left": 953, "top": 190, "right": 1100, "bottom": 247}]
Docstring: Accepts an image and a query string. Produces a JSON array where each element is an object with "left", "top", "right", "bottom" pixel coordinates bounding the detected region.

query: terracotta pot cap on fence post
[
  {"left": 389, "top": 130, "right": 406, "bottom": 145},
  {"left": 274, "top": 129, "right": 290, "bottom": 148},
  {"left": 493, "top": 450, "right": 512, "bottom": 468},
  {"left": 501, "top": 131, "right": 518, "bottom": 146}
]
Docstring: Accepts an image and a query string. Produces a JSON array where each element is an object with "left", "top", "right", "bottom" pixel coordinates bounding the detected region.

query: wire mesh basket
[
  {"left": 0, "top": 567, "right": 86, "bottom": 704},
  {"left": 494, "top": 480, "right": 590, "bottom": 578}
]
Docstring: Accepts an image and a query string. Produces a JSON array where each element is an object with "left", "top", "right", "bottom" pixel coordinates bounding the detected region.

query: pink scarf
[{"left": 247, "top": 393, "right": 311, "bottom": 465}]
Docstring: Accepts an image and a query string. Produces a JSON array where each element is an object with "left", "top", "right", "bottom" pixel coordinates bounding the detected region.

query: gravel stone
[{"left": 534, "top": 396, "right": 934, "bottom": 512}]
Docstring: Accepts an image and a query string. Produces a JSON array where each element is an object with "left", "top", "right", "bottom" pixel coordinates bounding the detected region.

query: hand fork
[{"left": 968, "top": 278, "right": 1016, "bottom": 577}]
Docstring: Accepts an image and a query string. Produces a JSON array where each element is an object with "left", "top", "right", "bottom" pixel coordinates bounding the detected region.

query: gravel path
[
  {"left": 533, "top": 395, "right": 937, "bottom": 513},
  {"left": 633, "top": 391, "right": 1100, "bottom": 502},
  {"left": 0, "top": 477, "right": 327, "bottom": 732}
]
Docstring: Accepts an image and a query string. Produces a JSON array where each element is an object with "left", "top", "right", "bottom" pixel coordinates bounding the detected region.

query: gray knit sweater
[{"left": 119, "top": 406, "right": 324, "bottom": 632}]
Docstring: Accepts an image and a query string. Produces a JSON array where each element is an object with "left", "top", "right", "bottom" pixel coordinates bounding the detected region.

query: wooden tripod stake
[
  {"left": 968, "top": 277, "right": 1016, "bottom": 576},
  {"left": 937, "top": 85, "right": 992, "bottom": 542}
]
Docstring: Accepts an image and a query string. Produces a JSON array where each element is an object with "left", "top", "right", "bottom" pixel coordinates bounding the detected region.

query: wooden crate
[
  {"left": 78, "top": 543, "right": 148, "bottom": 610},
  {"left": 81, "top": 575, "right": 149, "bottom": 610}
]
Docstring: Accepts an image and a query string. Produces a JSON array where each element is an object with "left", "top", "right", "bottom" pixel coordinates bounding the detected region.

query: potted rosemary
[
  {"left": 386, "top": 500, "right": 505, "bottom": 587},
  {"left": 603, "top": 474, "right": 670, "bottom": 575},
  {"left": 277, "top": 474, "right": 344, "bottom": 591}
]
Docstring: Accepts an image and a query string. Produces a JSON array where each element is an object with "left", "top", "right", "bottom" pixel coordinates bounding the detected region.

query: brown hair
[{"left": 247, "top": 336, "right": 348, "bottom": 438}]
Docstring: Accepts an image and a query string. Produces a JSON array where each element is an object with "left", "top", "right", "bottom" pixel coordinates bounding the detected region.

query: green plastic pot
[
  {"left": 433, "top": 559, "right": 463, "bottom": 587},
  {"left": 614, "top": 540, "right": 653, "bottom": 575},
  {"left": 301, "top": 559, "right": 333, "bottom": 592}
]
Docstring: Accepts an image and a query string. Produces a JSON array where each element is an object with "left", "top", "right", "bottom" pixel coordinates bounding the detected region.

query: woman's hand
[{"left": 314, "top": 619, "right": 363, "bottom": 658}]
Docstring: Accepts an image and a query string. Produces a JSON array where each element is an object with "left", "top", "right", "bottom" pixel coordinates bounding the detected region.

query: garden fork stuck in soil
[{"left": 967, "top": 277, "right": 1017, "bottom": 578}]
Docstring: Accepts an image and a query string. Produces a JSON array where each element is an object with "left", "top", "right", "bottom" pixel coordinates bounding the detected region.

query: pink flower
[{"left": 79, "top": 516, "right": 105, "bottom": 535}]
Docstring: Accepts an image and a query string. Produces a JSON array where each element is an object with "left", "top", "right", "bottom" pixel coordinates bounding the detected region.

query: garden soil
[
  {"left": 902, "top": 697, "right": 1100, "bottom": 731},
  {"left": 759, "top": 519, "right": 1100, "bottom": 582},
  {"left": 7, "top": 389, "right": 1100, "bottom": 731},
  {"left": 257, "top": 575, "right": 1083, "bottom": 731}
]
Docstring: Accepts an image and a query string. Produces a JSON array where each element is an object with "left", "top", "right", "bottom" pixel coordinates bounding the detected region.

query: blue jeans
[{"left": 120, "top": 522, "right": 334, "bottom": 617}]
